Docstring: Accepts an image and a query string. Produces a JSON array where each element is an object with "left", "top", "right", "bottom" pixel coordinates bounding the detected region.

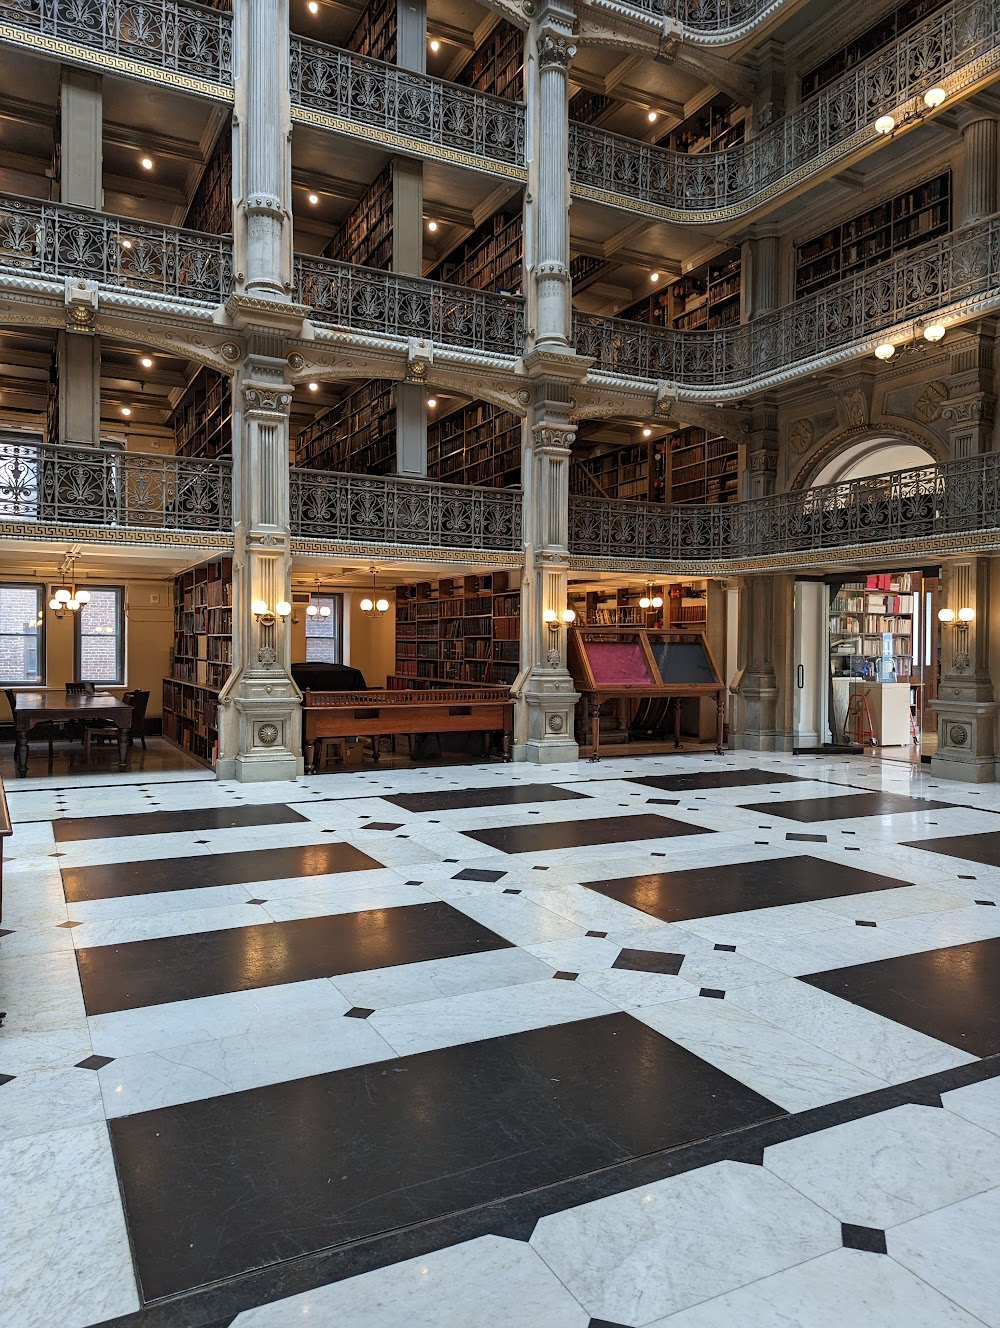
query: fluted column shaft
[
  {"left": 960, "top": 116, "right": 999, "bottom": 227},
  {"left": 239, "top": 0, "right": 291, "bottom": 299},
  {"left": 529, "top": 26, "right": 575, "bottom": 351}
]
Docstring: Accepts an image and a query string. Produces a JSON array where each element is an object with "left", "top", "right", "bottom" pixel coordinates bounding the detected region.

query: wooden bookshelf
[
  {"left": 801, "top": 0, "right": 946, "bottom": 98},
  {"left": 830, "top": 571, "right": 916, "bottom": 680},
  {"left": 324, "top": 166, "right": 393, "bottom": 271},
  {"left": 394, "top": 573, "right": 520, "bottom": 687},
  {"left": 668, "top": 581, "right": 708, "bottom": 628},
  {"left": 795, "top": 173, "right": 951, "bottom": 297},
  {"left": 670, "top": 251, "right": 741, "bottom": 331},
  {"left": 185, "top": 124, "right": 232, "bottom": 235},
  {"left": 661, "top": 427, "right": 738, "bottom": 505},
  {"left": 571, "top": 442, "right": 652, "bottom": 502},
  {"left": 346, "top": 0, "right": 396, "bottom": 62},
  {"left": 426, "top": 401, "right": 521, "bottom": 488},
  {"left": 429, "top": 208, "right": 522, "bottom": 293},
  {"left": 172, "top": 367, "right": 232, "bottom": 459},
  {"left": 569, "top": 89, "right": 622, "bottom": 126},
  {"left": 162, "top": 555, "right": 232, "bottom": 766},
  {"left": 659, "top": 95, "right": 747, "bottom": 154},
  {"left": 295, "top": 381, "right": 396, "bottom": 472},
  {"left": 454, "top": 21, "right": 522, "bottom": 101}
]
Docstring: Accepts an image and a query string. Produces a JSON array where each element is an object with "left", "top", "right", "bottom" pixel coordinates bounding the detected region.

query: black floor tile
[
  {"left": 61, "top": 842, "right": 382, "bottom": 904},
  {"left": 613, "top": 949, "right": 685, "bottom": 975},
  {"left": 901, "top": 831, "right": 1000, "bottom": 868},
  {"left": 109, "top": 1012, "right": 783, "bottom": 1301},
  {"left": 740, "top": 792, "right": 955, "bottom": 823},
  {"left": 582, "top": 855, "right": 907, "bottom": 924},
  {"left": 463, "top": 814, "right": 712, "bottom": 855},
  {"left": 52, "top": 805, "right": 308, "bottom": 843},
  {"left": 627, "top": 771, "right": 806, "bottom": 793},
  {"left": 803, "top": 936, "right": 1000, "bottom": 1056},
  {"left": 385, "top": 785, "right": 588, "bottom": 813},
  {"left": 76, "top": 902, "right": 510, "bottom": 1015}
]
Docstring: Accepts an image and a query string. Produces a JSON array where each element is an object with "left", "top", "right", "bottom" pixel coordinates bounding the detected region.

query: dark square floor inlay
[
  {"left": 700, "top": 988, "right": 725, "bottom": 999},
  {"left": 61, "top": 842, "right": 383, "bottom": 904},
  {"left": 786, "top": 832, "right": 827, "bottom": 843},
  {"left": 901, "top": 831, "right": 1000, "bottom": 870},
  {"left": 52, "top": 804, "right": 308, "bottom": 843},
  {"left": 344, "top": 1007, "right": 375, "bottom": 1019},
  {"left": 386, "top": 784, "right": 587, "bottom": 813},
  {"left": 108, "top": 1012, "right": 783, "bottom": 1301},
  {"left": 741, "top": 792, "right": 955, "bottom": 823},
  {"left": 613, "top": 948, "right": 685, "bottom": 976},
  {"left": 626, "top": 771, "right": 805, "bottom": 794},
  {"left": 841, "top": 1223, "right": 887, "bottom": 1254},
  {"left": 362, "top": 822, "right": 404, "bottom": 831},
  {"left": 75, "top": 1054, "right": 114, "bottom": 1070},
  {"left": 582, "top": 855, "right": 907, "bottom": 924},
  {"left": 0, "top": 1074, "right": 16, "bottom": 1086},
  {"left": 463, "top": 813, "right": 712, "bottom": 856},
  {"left": 453, "top": 867, "right": 507, "bottom": 883},
  {"left": 76, "top": 901, "right": 511, "bottom": 1016},
  {"left": 803, "top": 935, "right": 1000, "bottom": 1057}
]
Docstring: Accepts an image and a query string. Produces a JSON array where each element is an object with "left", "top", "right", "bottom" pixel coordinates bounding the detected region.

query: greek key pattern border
[
  {"left": 0, "top": 520, "right": 233, "bottom": 549},
  {"left": 291, "top": 537, "right": 521, "bottom": 566}
]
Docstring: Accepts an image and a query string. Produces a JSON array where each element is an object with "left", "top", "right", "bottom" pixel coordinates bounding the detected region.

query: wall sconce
[
  {"left": 252, "top": 599, "right": 291, "bottom": 627},
  {"left": 544, "top": 608, "right": 576, "bottom": 631},
  {"left": 873, "top": 87, "right": 946, "bottom": 139},
  {"left": 938, "top": 607, "right": 974, "bottom": 625}
]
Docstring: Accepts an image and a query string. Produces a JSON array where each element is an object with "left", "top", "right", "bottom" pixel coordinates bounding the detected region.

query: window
[
  {"left": 304, "top": 595, "right": 342, "bottom": 663},
  {"left": 75, "top": 587, "right": 124, "bottom": 685},
  {"left": 0, "top": 584, "right": 44, "bottom": 685}
]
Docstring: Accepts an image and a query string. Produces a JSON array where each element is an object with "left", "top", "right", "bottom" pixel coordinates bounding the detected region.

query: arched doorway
[{"left": 809, "top": 436, "right": 937, "bottom": 487}]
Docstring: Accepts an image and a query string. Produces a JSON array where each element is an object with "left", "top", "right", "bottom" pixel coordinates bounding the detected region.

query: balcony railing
[
  {"left": 576, "top": 213, "right": 1000, "bottom": 390},
  {"left": 293, "top": 255, "right": 524, "bottom": 357},
  {"left": 569, "top": 452, "right": 1000, "bottom": 564},
  {"left": 290, "top": 469, "right": 522, "bottom": 552},
  {"left": 289, "top": 37, "right": 525, "bottom": 171},
  {"left": 0, "top": 440, "right": 232, "bottom": 533},
  {"left": 571, "top": 0, "right": 998, "bottom": 217},
  {"left": 0, "top": 0, "right": 232, "bottom": 86},
  {"left": 0, "top": 195, "right": 233, "bottom": 304},
  {"left": 594, "top": 0, "right": 791, "bottom": 40}
]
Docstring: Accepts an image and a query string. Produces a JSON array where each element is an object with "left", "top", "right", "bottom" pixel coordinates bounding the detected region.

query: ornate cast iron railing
[
  {"left": 588, "top": 0, "right": 791, "bottom": 39},
  {"left": 571, "top": 0, "right": 998, "bottom": 217},
  {"left": 576, "top": 213, "right": 1000, "bottom": 389},
  {"left": 289, "top": 37, "right": 525, "bottom": 169},
  {"left": 0, "top": 195, "right": 233, "bottom": 303},
  {"left": 290, "top": 469, "right": 522, "bottom": 552},
  {"left": 569, "top": 452, "right": 1000, "bottom": 563},
  {"left": 0, "top": 439, "right": 232, "bottom": 533},
  {"left": 293, "top": 254, "right": 524, "bottom": 357},
  {"left": 0, "top": 0, "right": 232, "bottom": 86}
]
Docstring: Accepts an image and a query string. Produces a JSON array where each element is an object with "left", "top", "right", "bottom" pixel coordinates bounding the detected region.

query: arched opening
[{"left": 809, "top": 435, "right": 937, "bottom": 487}]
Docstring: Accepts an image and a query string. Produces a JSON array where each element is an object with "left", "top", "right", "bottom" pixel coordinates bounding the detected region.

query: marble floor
[{"left": 2, "top": 749, "right": 1000, "bottom": 1326}]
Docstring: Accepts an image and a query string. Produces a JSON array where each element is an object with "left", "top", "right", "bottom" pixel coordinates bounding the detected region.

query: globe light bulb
[
  {"left": 874, "top": 342, "right": 895, "bottom": 361},
  {"left": 639, "top": 596, "right": 651, "bottom": 609},
  {"left": 542, "top": 609, "right": 557, "bottom": 624},
  {"left": 306, "top": 603, "right": 318, "bottom": 616},
  {"left": 874, "top": 115, "right": 895, "bottom": 135},
  {"left": 360, "top": 597, "right": 374, "bottom": 613},
  {"left": 276, "top": 600, "right": 292, "bottom": 618},
  {"left": 54, "top": 588, "right": 70, "bottom": 604},
  {"left": 651, "top": 595, "right": 663, "bottom": 608},
  {"left": 923, "top": 87, "right": 946, "bottom": 109},
  {"left": 251, "top": 598, "right": 268, "bottom": 616},
  {"left": 76, "top": 589, "right": 90, "bottom": 604},
  {"left": 938, "top": 608, "right": 955, "bottom": 622},
  {"left": 561, "top": 608, "right": 576, "bottom": 624},
  {"left": 923, "top": 323, "right": 945, "bottom": 342},
  {"left": 48, "top": 598, "right": 60, "bottom": 611},
  {"left": 375, "top": 598, "right": 390, "bottom": 613},
  {"left": 66, "top": 598, "right": 79, "bottom": 611},
  {"left": 319, "top": 605, "right": 331, "bottom": 618},
  {"left": 958, "top": 607, "right": 975, "bottom": 622}
]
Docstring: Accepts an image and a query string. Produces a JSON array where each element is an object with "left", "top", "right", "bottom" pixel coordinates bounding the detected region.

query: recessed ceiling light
[
  {"left": 426, "top": 219, "right": 438, "bottom": 232},
  {"left": 307, "top": 192, "right": 319, "bottom": 205},
  {"left": 307, "top": 0, "right": 319, "bottom": 12},
  {"left": 426, "top": 397, "right": 437, "bottom": 408},
  {"left": 140, "top": 356, "right": 153, "bottom": 369},
  {"left": 647, "top": 110, "right": 657, "bottom": 123},
  {"left": 120, "top": 238, "right": 133, "bottom": 249},
  {"left": 140, "top": 156, "right": 153, "bottom": 170},
  {"left": 429, "top": 38, "right": 440, "bottom": 52},
  {"left": 650, "top": 272, "right": 660, "bottom": 283},
  {"left": 642, "top": 427, "right": 652, "bottom": 438},
  {"left": 121, "top": 406, "right": 132, "bottom": 416},
  {"left": 308, "top": 381, "right": 319, "bottom": 391}
]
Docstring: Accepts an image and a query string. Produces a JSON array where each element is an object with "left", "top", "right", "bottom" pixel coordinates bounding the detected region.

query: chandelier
[
  {"left": 360, "top": 565, "right": 389, "bottom": 616},
  {"left": 48, "top": 554, "right": 91, "bottom": 619}
]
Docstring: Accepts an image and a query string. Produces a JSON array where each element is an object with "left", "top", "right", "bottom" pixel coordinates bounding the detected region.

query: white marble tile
[
  {"left": 101, "top": 1013, "right": 395, "bottom": 1116},
  {"left": 260, "top": 880, "right": 433, "bottom": 924},
  {"left": 648, "top": 1246, "right": 985, "bottom": 1327},
  {"left": 725, "top": 978, "right": 977, "bottom": 1082},
  {"left": 522, "top": 936, "right": 632, "bottom": 971},
  {"left": 90, "top": 978, "right": 351, "bottom": 1058},
  {"left": 0, "top": 925, "right": 76, "bottom": 958},
  {"left": 808, "top": 883, "right": 974, "bottom": 923},
  {"left": 233, "top": 1234, "right": 589, "bottom": 1328},
  {"left": 68, "top": 882, "right": 257, "bottom": 924},
  {"left": 879, "top": 904, "right": 1000, "bottom": 950},
  {"left": 530, "top": 1160, "right": 840, "bottom": 1324},
  {"left": 574, "top": 967, "right": 697, "bottom": 1009},
  {"left": 447, "top": 894, "right": 585, "bottom": 945},
  {"left": 70, "top": 901, "right": 268, "bottom": 949},
  {"left": 0, "top": 951, "right": 86, "bottom": 1032},
  {"left": 0, "top": 1194, "right": 139, "bottom": 1328},
  {"left": 634, "top": 998, "right": 886, "bottom": 1112},
  {"left": 330, "top": 947, "right": 552, "bottom": 1011},
  {"left": 0, "top": 1122, "right": 119, "bottom": 1226},
  {"left": 942, "top": 1076, "right": 1000, "bottom": 1137},
  {"left": 0, "top": 1066, "right": 105, "bottom": 1143},
  {"left": 889, "top": 1186, "right": 1000, "bottom": 1328},
  {"left": 368, "top": 978, "right": 615, "bottom": 1057},
  {"left": 764, "top": 1104, "right": 1000, "bottom": 1228},
  {"left": 0, "top": 1024, "right": 95, "bottom": 1075}
]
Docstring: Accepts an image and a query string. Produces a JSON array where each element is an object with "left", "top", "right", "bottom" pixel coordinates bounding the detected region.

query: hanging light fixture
[
  {"left": 359, "top": 565, "right": 389, "bottom": 616},
  {"left": 639, "top": 583, "right": 663, "bottom": 610},
  {"left": 48, "top": 555, "right": 89, "bottom": 619},
  {"left": 305, "top": 577, "right": 332, "bottom": 618}
]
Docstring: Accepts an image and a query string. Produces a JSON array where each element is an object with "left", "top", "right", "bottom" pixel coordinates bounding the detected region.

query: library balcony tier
[
  {"left": 289, "top": 37, "right": 526, "bottom": 175},
  {"left": 292, "top": 256, "right": 525, "bottom": 359},
  {"left": 0, "top": 195, "right": 233, "bottom": 306},
  {"left": 580, "top": 0, "right": 798, "bottom": 42},
  {"left": 288, "top": 469, "right": 523, "bottom": 553},
  {"left": 567, "top": 450, "right": 1000, "bottom": 571},
  {"left": 0, "top": 0, "right": 233, "bottom": 92},
  {"left": 0, "top": 438, "right": 232, "bottom": 535},
  {"left": 575, "top": 212, "right": 1000, "bottom": 394}
]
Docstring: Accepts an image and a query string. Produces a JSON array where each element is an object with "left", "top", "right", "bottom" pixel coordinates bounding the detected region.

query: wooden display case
[{"left": 568, "top": 626, "right": 726, "bottom": 759}]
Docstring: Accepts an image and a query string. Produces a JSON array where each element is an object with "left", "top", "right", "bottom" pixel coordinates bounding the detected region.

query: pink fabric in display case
[{"left": 582, "top": 640, "right": 654, "bottom": 686}]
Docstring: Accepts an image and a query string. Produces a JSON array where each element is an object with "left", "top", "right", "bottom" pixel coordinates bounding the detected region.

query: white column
[
  {"left": 931, "top": 557, "right": 998, "bottom": 782},
  {"left": 959, "top": 114, "right": 999, "bottom": 227},
  {"left": 238, "top": 0, "right": 292, "bottom": 299},
  {"left": 392, "top": 156, "right": 427, "bottom": 476}
]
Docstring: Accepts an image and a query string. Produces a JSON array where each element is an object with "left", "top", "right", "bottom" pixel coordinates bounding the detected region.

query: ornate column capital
[
  {"left": 531, "top": 422, "right": 575, "bottom": 456},
  {"left": 241, "top": 382, "right": 292, "bottom": 420},
  {"left": 536, "top": 32, "right": 576, "bottom": 69}
]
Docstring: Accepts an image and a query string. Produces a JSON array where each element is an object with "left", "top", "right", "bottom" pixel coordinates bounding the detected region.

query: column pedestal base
[
  {"left": 516, "top": 677, "right": 580, "bottom": 764},
  {"left": 930, "top": 699, "right": 998, "bottom": 783},
  {"left": 217, "top": 751, "right": 302, "bottom": 782}
]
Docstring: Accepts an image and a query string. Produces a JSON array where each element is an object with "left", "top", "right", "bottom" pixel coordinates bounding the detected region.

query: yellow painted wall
[
  {"left": 345, "top": 593, "right": 395, "bottom": 687},
  {"left": 2, "top": 579, "right": 174, "bottom": 721}
]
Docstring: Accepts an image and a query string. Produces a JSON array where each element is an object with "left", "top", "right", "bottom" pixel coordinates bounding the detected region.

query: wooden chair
[
  {"left": 83, "top": 688, "right": 149, "bottom": 759},
  {"left": 6, "top": 688, "right": 64, "bottom": 760}
]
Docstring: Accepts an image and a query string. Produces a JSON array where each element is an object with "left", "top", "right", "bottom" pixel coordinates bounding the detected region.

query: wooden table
[
  {"left": 13, "top": 692, "right": 133, "bottom": 776},
  {"left": 302, "top": 687, "right": 514, "bottom": 773}
]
